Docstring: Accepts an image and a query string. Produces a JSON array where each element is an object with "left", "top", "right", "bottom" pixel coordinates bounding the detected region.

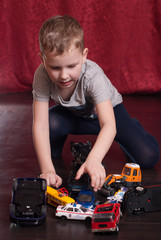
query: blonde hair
[{"left": 39, "top": 15, "right": 84, "bottom": 57}]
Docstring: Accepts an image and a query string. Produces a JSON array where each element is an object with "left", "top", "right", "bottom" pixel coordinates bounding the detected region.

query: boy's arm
[
  {"left": 32, "top": 100, "right": 62, "bottom": 187},
  {"left": 75, "top": 99, "right": 116, "bottom": 191}
]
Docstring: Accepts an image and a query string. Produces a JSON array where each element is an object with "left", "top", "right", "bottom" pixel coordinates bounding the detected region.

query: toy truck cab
[
  {"left": 91, "top": 203, "right": 121, "bottom": 233},
  {"left": 121, "top": 163, "right": 141, "bottom": 187}
]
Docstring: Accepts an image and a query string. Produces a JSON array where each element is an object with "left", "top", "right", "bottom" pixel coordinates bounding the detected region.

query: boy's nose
[{"left": 60, "top": 69, "right": 68, "bottom": 80}]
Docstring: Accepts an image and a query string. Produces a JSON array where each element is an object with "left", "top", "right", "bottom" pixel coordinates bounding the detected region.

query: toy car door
[
  {"left": 66, "top": 207, "right": 74, "bottom": 219},
  {"left": 74, "top": 207, "right": 84, "bottom": 220}
]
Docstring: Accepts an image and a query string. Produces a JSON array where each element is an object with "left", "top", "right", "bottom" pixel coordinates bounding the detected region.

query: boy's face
[{"left": 41, "top": 46, "right": 88, "bottom": 89}]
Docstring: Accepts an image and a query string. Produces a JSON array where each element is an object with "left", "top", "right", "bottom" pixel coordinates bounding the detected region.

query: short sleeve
[
  {"left": 84, "top": 62, "right": 122, "bottom": 107},
  {"left": 85, "top": 70, "right": 113, "bottom": 105},
  {"left": 32, "top": 64, "right": 51, "bottom": 102}
]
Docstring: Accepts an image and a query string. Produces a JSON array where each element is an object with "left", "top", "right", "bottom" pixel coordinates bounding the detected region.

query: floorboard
[{"left": 0, "top": 92, "right": 161, "bottom": 240}]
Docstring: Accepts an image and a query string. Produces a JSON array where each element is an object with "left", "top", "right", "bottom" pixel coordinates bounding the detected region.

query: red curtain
[{"left": 1, "top": 0, "right": 161, "bottom": 94}]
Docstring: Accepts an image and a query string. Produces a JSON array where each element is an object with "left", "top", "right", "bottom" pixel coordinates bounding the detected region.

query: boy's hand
[
  {"left": 75, "top": 160, "right": 106, "bottom": 192},
  {"left": 40, "top": 171, "right": 62, "bottom": 188}
]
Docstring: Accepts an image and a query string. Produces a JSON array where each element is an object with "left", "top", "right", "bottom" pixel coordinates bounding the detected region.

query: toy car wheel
[
  {"left": 61, "top": 216, "right": 67, "bottom": 220},
  {"left": 133, "top": 208, "right": 144, "bottom": 215},
  {"left": 10, "top": 204, "right": 16, "bottom": 216},
  {"left": 135, "top": 186, "right": 145, "bottom": 195},
  {"left": 120, "top": 209, "right": 123, "bottom": 218},
  {"left": 115, "top": 224, "right": 119, "bottom": 233},
  {"left": 85, "top": 217, "right": 92, "bottom": 223},
  {"left": 41, "top": 205, "right": 47, "bottom": 215},
  {"left": 13, "top": 179, "right": 18, "bottom": 191}
]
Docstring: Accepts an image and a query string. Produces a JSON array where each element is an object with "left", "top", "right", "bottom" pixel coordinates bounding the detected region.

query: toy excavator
[{"left": 100, "top": 163, "right": 142, "bottom": 197}]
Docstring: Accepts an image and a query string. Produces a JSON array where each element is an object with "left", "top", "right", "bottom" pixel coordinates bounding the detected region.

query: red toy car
[{"left": 91, "top": 203, "right": 121, "bottom": 233}]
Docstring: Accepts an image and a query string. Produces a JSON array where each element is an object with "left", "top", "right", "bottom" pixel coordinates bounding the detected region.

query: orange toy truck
[{"left": 100, "top": 163, "right": 142, "bottom": 197}]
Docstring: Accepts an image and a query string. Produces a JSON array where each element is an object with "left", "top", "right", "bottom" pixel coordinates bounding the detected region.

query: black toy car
[
  {"left": 70, "top": 141, "right": 92, "bottom": 164},
  {"left": 123, "top": 184, "right": 161, "bottom": 215},
  {"left": 9, "top": 177, "right": 47, "bottom": 226},
  {"left": 68, "top": 141, "right": 91, "bottom": 194}
]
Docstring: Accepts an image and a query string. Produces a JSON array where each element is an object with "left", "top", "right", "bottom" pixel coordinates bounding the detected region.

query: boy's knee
[
  {"left": 138, "top": 147, "right": 160, "bottom": 169},
  {"left": 49, "top": 115, "right": 61, "bottom": 131},
  {"left": 49, "top": 107, "right": 63, "bottom": 132}
]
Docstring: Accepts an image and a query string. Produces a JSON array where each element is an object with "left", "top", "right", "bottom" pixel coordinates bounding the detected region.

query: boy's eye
[
  {"left": 68, "top": 64, "right": 76, "bottom": 68},
  {"left": 51, "top": 66, "right": 60, "bottom": 70}
]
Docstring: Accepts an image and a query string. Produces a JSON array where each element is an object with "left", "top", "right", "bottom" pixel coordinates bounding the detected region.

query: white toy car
[
  {"left": 106, "top": 187, "right": 128, "bottom": 203},
  {"left": 55, "top": 203, "right": 94, "bottom": 221}
]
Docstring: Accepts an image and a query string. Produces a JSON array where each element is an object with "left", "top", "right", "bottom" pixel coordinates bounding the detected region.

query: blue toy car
[
  {"left": 77, "top": 189, "right": 95, "bottom": 209},
  {"left": 9, "top": 178, "right": 47, "bottom": 226}
]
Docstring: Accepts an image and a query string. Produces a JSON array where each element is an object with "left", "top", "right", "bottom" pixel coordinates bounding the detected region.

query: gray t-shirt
[{"left": 33, "top": 59, "right": 122, "bottom": 119}]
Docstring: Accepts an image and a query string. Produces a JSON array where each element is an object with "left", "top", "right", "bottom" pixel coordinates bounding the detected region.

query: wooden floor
[{"left": 0, "top": 92, "right": 161, "bottom": 240}]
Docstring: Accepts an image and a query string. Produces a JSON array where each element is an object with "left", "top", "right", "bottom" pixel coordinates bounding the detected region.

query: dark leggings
[{"left": 49, "top": 103, "right": 160, "bottom": 168}]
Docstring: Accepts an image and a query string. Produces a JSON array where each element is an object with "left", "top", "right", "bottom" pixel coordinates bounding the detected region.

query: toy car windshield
[
  {"left": 93, "top": 213, "right": 115, "bottom": 222},
  {"left": 97, "top": 206, "right": 113, "bottom": 212},
  {"left": 78, "top": 194, "right": 92, "bottom": 202},
  {"left": 80, "top": 206, "right": 88, "bottom": 212},
  {"left": 122, "top": 166, "right": 131, "bottom": 176}
]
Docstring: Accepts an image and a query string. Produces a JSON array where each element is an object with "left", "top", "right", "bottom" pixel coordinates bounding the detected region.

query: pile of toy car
[
  {"left": 46, "top": 186, "right": 122, "bottom": 233},
  {"left": 98, "top": 160, "right": 161, "bottom": 216},
  {"left": 9, "top": 141, "right": 161, "bottom": 234},
  {"left": 45, "top": 142, "right": 143, "bottom": 233},
  {"left": 47, "top": 142, "right": 161, "bottom": 233},
  {"left": 49, "top": 156, "right": 144, "bottom": 233}
]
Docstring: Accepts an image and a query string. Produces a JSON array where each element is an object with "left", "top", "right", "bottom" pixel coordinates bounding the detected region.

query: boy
[{"left": 32, "top": 15, "right": 159, "bottom": 192}]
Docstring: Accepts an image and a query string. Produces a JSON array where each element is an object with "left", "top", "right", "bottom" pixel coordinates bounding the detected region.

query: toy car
[
  {"left": 9, "top": 178, "right": 47, "bottom": 226},
  {"left": 100, "top": 163, "right": 142, "bottom": 197},
  {"left": 123, "top": 184, "right": 161, "bottom": 215},
  {"left": 77, "top": 189, "right": 95, "bottom": 209},
  {"left": 68, "top": 141, "right": 91, "bottom": 193},
  {"left": 68, "top": 161, "right": 90, "bottom": 193},
  {"left": 91, "top": 203, "right": 121, "bottom": 233},
  {"left": 55, "top": 202, "right": 94, "bottom": 221},
  {"left": 106, "top": 187, "right": 128, "bottom": 204},
  {"left": 46, "top": 186, "right": 75, "bottom": 207},
  {"left": 70, "top": 141, "right": 91, "bottom": 164}
]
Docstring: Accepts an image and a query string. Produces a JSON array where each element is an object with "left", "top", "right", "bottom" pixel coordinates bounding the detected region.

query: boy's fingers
[
  {"left": 55, "top": 176, "right": 62, "bottom": 188},
  {"left": 40, "top": 173, "right": 50, "bottom": 185},
  {"left": 49, "top": 177, "right": 57, "bottom": 187},
  {"left": 91, "top": 172, "right": 106, "bottom": 192},
  {"left": 91, "top": 175, "right": 99, "bottom": 192},
  {"left": 40, "top": 173, "right": 62, "bottom": 188},
  {"left": 75, "top": 166, "right": 84, "bottom": 180}
]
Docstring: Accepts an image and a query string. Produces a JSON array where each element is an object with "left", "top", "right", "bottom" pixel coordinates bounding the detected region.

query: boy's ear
[
  {"left": 83, "top": 48, "right": 89, "bottom": 63},
  {"left": 38, "top": 52, "right": 44, "bottom": 64}
]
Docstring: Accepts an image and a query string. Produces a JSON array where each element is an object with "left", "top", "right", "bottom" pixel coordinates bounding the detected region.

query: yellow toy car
[{"left": 46, "top": 186, "right": 75, "bottom": 207}]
